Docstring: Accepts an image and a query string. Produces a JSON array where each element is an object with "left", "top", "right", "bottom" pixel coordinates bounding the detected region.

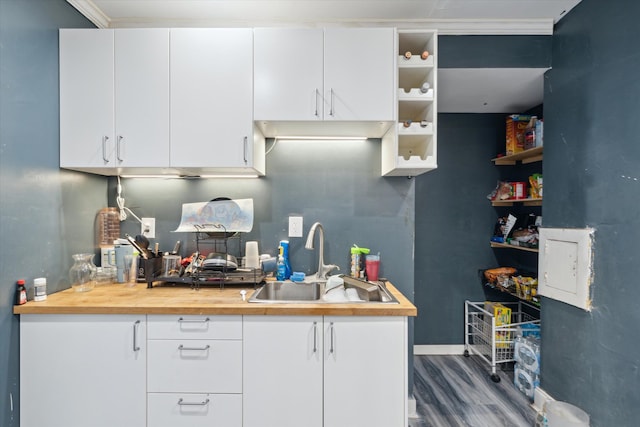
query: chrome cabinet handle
[
  {"left": 329, "top": 88, "right": 334, "bottom": 116},
  {"left": 177, "top": 317, "right": 210, "bottom": 323},
  {"left": 178, "top": 344, "right": 210, "bottom": 351},
  {"left": 116, "top": 135, "right": 124, "bottom": 162},
  {"left": 329, "top": 321, "right": 335, "bottom": 354},
  {"left": 314, "top": 89, "right": 319, "bottom": 117},
  {"left": 243, "top": 136, "right": 248, "bottom": 164},
  {"left": 178, "top": 398, "right": 210, "bottom": 406},
  {"left": 102, "top": 136, "right": 110, "bottom": 163},
  {"left": 133, "top": 320, "right": 141, "bottom": 352},
  {"left": 313, "top": 321, "right": 318, "bottom": 353}
]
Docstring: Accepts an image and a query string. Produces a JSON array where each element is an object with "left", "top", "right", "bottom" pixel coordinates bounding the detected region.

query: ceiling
[{"left": 66, "top": 0, "right": 580, "bottom": 112}]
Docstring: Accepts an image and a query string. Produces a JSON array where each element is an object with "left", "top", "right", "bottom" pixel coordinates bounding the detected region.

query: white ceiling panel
[{"left": 438, "top": 68, "right": 548, "bottom": 113}]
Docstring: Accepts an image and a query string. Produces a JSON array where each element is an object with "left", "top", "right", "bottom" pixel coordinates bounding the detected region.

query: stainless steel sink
[
  {"left": 249, "top": 281, "right": 322, "bottom": 303},
  {"left": 248, "top": 278, "right": 398, "bottom": 304}
]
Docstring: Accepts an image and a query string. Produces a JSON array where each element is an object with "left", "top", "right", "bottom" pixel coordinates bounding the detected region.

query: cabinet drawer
[
  {"left": 148, "top": 339, "right": 242, "bottom": 393},
  {"left": 147, "top": 315, "right": 242, "bottom": 340},
  {"left": 148, "top": 393, "right": 241, "bottom": 427}
]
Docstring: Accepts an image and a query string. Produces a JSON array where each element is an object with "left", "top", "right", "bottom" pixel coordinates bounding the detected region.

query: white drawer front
[
  {"left": 147, "top": 315, "right": 242, "bottom": 340},
  {"left": 148, "top": 339, "right": 242, "bottom": 393},
  {"left": 148, "top": 393, "right": 242, "bottom": 427}
]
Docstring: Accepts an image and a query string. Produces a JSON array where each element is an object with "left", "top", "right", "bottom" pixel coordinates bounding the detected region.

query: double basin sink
[{"left": 248, "top": 276, "right": 398, "bottom": 304}]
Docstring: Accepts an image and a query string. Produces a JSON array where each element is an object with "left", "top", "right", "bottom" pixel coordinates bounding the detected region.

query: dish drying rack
[{"left": 147, "top": 223, "right": 265, "bottom": 290}]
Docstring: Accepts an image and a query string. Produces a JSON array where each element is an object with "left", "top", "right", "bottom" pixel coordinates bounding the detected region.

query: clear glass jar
[{"left": 69, "top": 253, "right": 97, "bottom": 292}]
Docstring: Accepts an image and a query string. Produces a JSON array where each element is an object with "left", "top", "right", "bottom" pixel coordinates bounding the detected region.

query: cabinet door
[
  {"left": 114, "top": 29, "right": 170, "bottom": 168},
  {"left": 324, "top": 28, "right": 395, "bottom": 121},
  {"left": 254, "top": 28, "right": 324, "bottom": 120},
  {"left": 324, "top": 316, "right": 407, "bottom": 427},
  {"left": 170, "top": 28, "right": 253, "bottom": 168},
  {"left": 20, "top": 314, "right": 146, "bottom": 427},
  {"left": 243, "top": 316, "right": 323, "bottom": 427},
  {"left": 59, "top": 29, "right": 115, "bottom": 169}
]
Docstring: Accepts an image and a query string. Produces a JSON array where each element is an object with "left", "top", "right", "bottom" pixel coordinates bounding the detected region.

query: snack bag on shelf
[{"left": 529, "top": 174, "right": 543, "bottom": 198}]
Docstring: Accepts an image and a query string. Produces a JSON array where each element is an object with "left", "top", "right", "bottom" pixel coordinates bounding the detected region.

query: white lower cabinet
[
  {"left": 243, "top": 315, "right": 408, "bottom": 427},
  {"left": 20, "top": 314, "right": 146, "bottom": 427},
  {"left": 20, "top": 313, "right": 406, "bottom": 427},
  {"left": 243, "top": 316, "right": 324, "bottom": 427},
  {"left": 147, "top": 315, "right": 243, "bottom": 427}
]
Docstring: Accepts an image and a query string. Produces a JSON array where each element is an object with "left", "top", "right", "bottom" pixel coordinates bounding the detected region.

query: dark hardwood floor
[{"left": 409, "top": 355, "right": 537, "bottom": 427}]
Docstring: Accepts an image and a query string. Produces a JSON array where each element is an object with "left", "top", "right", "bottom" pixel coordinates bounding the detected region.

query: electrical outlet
[
  {"left": 289, "top": 216, "right": 303, "bottom": 237},
  {"left": 141, "top": 217, "right": 156, "bottom": 238}
]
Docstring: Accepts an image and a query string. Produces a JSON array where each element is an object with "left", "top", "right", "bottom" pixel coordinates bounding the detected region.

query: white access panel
[{"left": 538, "top": 228, "right": 595, "bottom": 311}]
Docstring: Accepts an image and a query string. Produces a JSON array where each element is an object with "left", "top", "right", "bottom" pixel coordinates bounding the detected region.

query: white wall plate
[{"left": 538, "top": 227, "right": 594, "bottom": 311}]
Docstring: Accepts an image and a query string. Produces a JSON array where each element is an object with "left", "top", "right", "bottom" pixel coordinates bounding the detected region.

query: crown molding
[
  {"left": 66, "top": 0, "right": 111, "bottom": 28},
  {"left": 65, "top": 1, "right": 554, "bottom": 35}
]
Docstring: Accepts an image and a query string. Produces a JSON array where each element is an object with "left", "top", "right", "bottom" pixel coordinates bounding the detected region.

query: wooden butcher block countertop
[{"left": 13, "top": 281, "right": 417, "bottom": 316}]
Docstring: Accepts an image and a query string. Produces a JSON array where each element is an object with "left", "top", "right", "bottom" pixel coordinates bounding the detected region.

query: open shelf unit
[
  {"left": 490, "top": 242, "right": 539, "bottom": 253},
  {"left": 382, "top": 29, "right": 437, "bottom": 177}
]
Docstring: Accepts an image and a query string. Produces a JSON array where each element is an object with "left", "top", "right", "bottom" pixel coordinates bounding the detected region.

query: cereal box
[
  {"left": 484, "top": 301, "right": 512, "bottom": 348},
  {"left": 506, "top": 114, "right": 532, "bottom": 155}
]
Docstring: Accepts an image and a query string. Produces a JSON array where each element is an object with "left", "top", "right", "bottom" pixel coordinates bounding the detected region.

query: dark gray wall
[
  {"left": 414, "top": 36, "right": 549, "bottom": 345},
  {"left": 0, "top": 1, "right": 101, "bottom": 425},
  {"left": 541, "top": 0, "right": 640, "bottom": 424},
  {"left": 415, "top": 114, "right": 503, "bottom": 344}
]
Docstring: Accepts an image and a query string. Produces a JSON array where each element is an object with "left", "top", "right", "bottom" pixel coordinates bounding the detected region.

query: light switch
[{"left": 288, "top": 216, "right": 303, "bottom": 237}]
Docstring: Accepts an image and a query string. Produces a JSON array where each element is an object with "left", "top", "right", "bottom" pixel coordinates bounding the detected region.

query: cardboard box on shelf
[
  {"left": 506, "top": 114, "right": 532, "bottom": 155},
  {"left": 484, "top": 301, "right": 512, "bottom": 348}
]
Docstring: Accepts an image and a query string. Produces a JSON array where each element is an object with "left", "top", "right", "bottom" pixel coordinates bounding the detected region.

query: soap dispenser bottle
[
  {"left": 276, "top": 244, "right": 286, "bottom": 281},
  {"left": 276, "top": 240, "right": 292, "bottom": 280}
]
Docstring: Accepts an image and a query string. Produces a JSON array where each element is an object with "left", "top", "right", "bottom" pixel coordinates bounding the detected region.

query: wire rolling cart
[{"left": 464, "top": 300, "right": 540, "bottom": 383}]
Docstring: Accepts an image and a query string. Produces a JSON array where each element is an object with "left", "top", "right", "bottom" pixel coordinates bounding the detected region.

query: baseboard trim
[
  {"left": 407, "top": 395, "right": 418, "bottom": 419},
  {"left": 533, "top": 387, "right": 554, "bottom": 412},
  {"left": 414, "top": 344, "right": 465, "bottom": 355}
]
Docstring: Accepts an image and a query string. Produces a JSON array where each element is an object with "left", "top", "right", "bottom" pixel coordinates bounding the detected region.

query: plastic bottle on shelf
[
  {"left": 15, "top": 279, "right": 27, "bottom": 305},
  {"left": 280, "top": 240, "right": 292, "bottom": 280},
  {"left": 276, "top": 243, "right": 288, "bottom": 281}
]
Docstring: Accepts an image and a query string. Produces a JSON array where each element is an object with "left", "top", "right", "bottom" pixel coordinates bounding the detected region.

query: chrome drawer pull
[
  {"left": 313, "top": 321, "right": 318, "bottom": 353},
  {"left": 178, "top": 398, "right": 210, "bottom": 406},
  {"left": 132, "top": 320, "right": 141, "bottom": 352},
  {"left": 177, "top": 317, "right": 210, "bottom": 323},
  {"left": 178, "top": 344, "right": 210, "bottom": 351}
]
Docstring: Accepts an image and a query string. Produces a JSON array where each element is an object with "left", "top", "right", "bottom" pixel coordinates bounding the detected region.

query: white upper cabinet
[
  {"left": 254, "top": 28, "right": 324, "bottom": 121},
  {"left": 59, "top": 29, "right": 170, "bottom": 174},
  {"left": 114, "top": 29, "right": 170, "bottom": 169},
  {"left": 323, "top": 28, "right": 395, "bottom": 121},
  {"left": 60, "top": 29, "right": 116, "bottom": 170},
  {"left": 170, "top": 28, "right": 264, "bottom": 174},
  {"left": 254, "top": 27, "right": 395, "bottom": 137}
]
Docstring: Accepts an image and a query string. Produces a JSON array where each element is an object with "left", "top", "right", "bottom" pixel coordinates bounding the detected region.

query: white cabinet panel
[
  {"left": 170, "top": 28, "right": 254, "bottom": 169},
  {"left": 148, "top": 339, "right": 242, "bottom": 393},
  {"left": 114, "top": 28, "right": 170, "bottom": 168},
  {"left": 59, "top": 29, "right": 115, "bottom": 169},
  {"left": 20, "top": 314, "right": 146, "bottom": 427},
  {"left": 243, "top": 315, "right": 323, "bottom": 427},
  {"left": 324, "top": 316, "right": 407, "bottom": 427},
  {"left": 323, "top": 28, "right": 395, "bottom": 121},
  {"left": 148, "top": 393, "right": 242, "bottom": 427},
  {"left": 254, "top": 28, "right": 324, "bottom": 121}
]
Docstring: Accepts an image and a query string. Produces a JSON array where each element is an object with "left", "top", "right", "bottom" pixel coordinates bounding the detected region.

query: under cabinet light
[
  {"left": 276, "top": 136, "right": 368, "bottom": 141},
  {"left": 119, "top": 174, "right": 181, "bottom": 179}
]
